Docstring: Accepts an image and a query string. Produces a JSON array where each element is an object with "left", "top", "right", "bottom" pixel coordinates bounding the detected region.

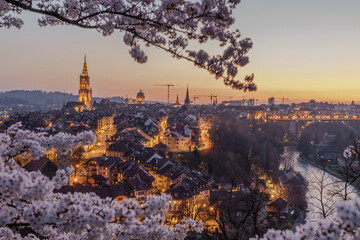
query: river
[{"left": 285, "top": 147, "right": 359, "bottom": 221}]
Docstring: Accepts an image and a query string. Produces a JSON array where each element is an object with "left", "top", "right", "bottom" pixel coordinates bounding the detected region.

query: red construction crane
[{"left": 153, "top": 84, "right": 174, "bottom": 105}]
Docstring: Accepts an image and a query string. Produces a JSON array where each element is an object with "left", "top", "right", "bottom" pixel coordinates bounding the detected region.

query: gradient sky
[{"left": 1, "top": 0, "right": 360, "bottom": 104}]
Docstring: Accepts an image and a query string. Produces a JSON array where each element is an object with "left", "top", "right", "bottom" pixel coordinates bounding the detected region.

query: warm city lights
[{"left": 1, "top": 1, "right": 360, "bottom": 239}]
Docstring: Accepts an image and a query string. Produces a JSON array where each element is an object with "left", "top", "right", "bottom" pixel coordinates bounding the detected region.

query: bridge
[
  {"left": 267, "top": 115, "right": 360, "bottom": 121},
  {"left": 265, "top": 115, "right": 360, "bottom": 136}
]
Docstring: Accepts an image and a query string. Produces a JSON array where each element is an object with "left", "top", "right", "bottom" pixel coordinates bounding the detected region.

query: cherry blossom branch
[{"left": 1, "top": 0, "right": 256, "bottom": 91}]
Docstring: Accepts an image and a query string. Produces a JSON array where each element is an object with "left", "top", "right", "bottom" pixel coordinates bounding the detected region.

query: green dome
[{"left": 137, "top": 89, "right": 145, "bottom": 98}]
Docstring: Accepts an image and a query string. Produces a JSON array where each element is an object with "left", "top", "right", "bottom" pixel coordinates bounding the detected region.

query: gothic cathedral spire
[
  {"left": 78, "top": 55, "right": 92, "bottom": 110},
  {"left": 81, "top": 55, "right": 88, "bottom": 77}
]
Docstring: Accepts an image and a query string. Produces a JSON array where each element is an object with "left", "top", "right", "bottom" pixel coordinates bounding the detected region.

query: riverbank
[{"left": 298, "top": 154, "right": 360, "bottom": 192}]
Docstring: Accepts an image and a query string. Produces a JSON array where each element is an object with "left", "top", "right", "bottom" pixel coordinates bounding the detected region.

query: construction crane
[
  {"left": 153, "top": 84, "right": 174, "bottom": 105},
  {"left": 225, "top": 96, "right": 235, "bottom": 101},
  {"left": 274, "top": 97, "right": 289, "bottom": 104},
  {"left": 252, "top": 98, "right": 259, "bottom": 105},
  {"left": 194, "top": 94, "right": 218, "bottom": 104},
  {"left": 191, "top": 96, "right": 200, "bottom": 104}
]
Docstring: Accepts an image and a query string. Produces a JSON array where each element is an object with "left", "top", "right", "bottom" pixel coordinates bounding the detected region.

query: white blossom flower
[
  {"left": 1, "top": 0, "right": 256, "bottom": 91},
  {"left": 0, "top": 123, "right": 201, "bottom": 239},
  {"left": 343, "top": 145, "right": 354, "bottom": 158}
]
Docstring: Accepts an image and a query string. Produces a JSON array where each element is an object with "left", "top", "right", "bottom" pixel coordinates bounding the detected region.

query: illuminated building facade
[
  {"left": 136, "top": 89, "right": 146, "bottom": 104},
  {"left": 78, "top": 55, "right": 92, "bottom": 110},
  {"left": 162, "top": 131, "right": 190, "bottom": 151}
]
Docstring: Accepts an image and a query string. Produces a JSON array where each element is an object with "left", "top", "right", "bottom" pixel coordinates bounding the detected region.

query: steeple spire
[
  {"left": 185, "top": 85, "right": 190, "bottom": 102},
  {"left": 172, "top": 93, "right": 181, "bottom": 108},
  {"left": 184, "top": 84, "right": 190, "bottom": 109},
  {"left": 78, "top": 55, "right": 92, "bottom": 110},
  {"left": 81, "top": 55, "right": 88, "bottom": 77}
]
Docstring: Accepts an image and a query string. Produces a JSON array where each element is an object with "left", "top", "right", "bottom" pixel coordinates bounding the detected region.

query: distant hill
[{"left": 0, "top": 90, "right": 124, "bottom": 108}]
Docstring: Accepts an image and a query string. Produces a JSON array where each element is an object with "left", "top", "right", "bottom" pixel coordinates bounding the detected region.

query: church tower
[
  {"left": 184, "top": 85, "right": 190, "bottom": 110},
  {"left": 78, "top": 55, "right": 92, "bottom": 110},
  {"left": 173, "top": 93, "right": 181, "bottom": 108}
]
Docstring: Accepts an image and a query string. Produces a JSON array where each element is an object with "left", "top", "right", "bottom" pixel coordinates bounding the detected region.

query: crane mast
[{"left": 153, "top": 84, "right": 175, "bottom": 105}]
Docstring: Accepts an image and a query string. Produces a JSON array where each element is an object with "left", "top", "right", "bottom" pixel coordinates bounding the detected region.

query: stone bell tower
[{"left": 78, "top": 55, "right": 92, "bottom": 110}]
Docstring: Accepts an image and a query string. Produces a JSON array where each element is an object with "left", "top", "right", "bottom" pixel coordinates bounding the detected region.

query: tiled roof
[
  {"left": 23, "top": 157, "right": 57, "bottom": 178},
  {"left": 268, "top": 197, "right": 288, "bottom": 209},
  {"left": 55, "top": 183, "right": 133, "bottom": 199},
  {"left": 87, "top": 156, "right": 123, "bottom": 168},
  {"left": 127, "top": 176, "right": 153, "bottom": 191}
]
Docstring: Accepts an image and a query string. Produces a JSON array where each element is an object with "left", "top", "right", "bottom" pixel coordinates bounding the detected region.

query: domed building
[
  {"left": 125, "top": 98, "right": 134, "bottom": 104},
  {"left": 136, "top": 89, "right": 146, "bottom": 104}
]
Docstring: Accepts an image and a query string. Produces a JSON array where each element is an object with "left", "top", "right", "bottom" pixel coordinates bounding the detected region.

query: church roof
[{"left": 66, "top": 101, "right": 84, "bottom": 108}]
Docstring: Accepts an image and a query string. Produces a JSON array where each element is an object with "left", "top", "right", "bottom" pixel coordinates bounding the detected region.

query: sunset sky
[{"left": 1, "top": 0, "right": 360, "bottom": 104}]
